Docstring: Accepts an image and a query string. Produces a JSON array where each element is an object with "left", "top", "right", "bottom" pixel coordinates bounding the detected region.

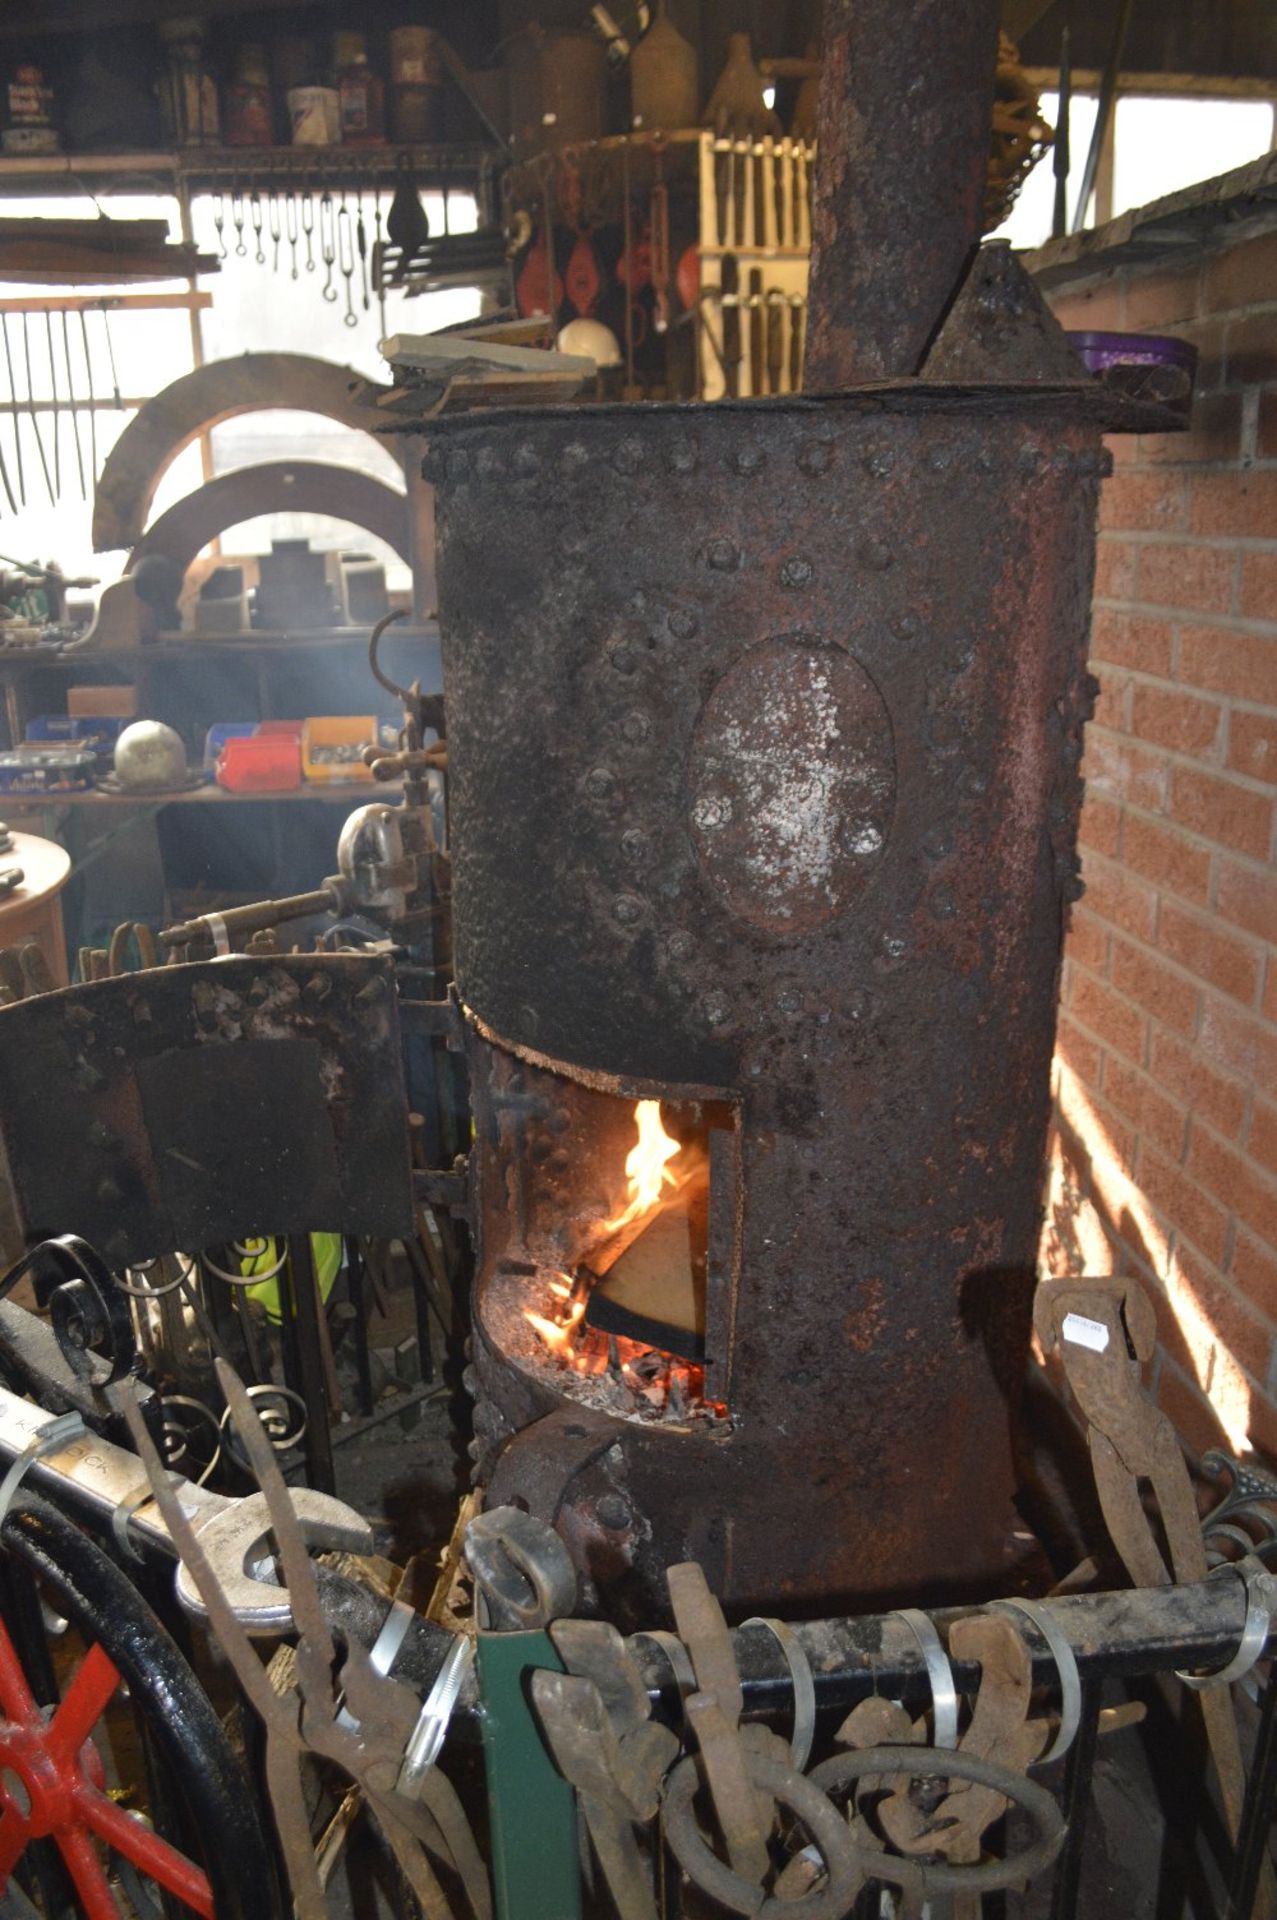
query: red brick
[
  {"left": 1056, "top": 1013, "right": 1103, "bottom": 1090},
  {"left": 1083, "top": 733, "right": 1170, "bottom": 812},
  {"left": 1238, "top": 552, "right": 1277, "bottom": 624},
  {"left": 1141, "top": 392, "right": 1246, "bottom": 468},
  {"left": 1231, "top": 1230, "right": 1277, "bottom": 1324},
  {"left": 1216, "top": 855, "right": 1277, "bottom": 942},
  {"left": 1070, "top": 970, "right": 1148, "bottom": 1064},
  {"left": 1174, "top": 319, "right": 1227, "bottom": 395},
  {"left": 1141, "top": 1142, "right": 1230, "bottom": 1264},
  {"left": 1179, "top": 625, "right": 1277, "bottom": 706},
  {"left": 1227, "top": 712, "right": 1277, "bottom": 784},
  {"left": 1078, "top": 793, "right": 1121, "bottom": 858},
  {"left": 1248, "top": 1100, "right": 1277, "bottom": 1182},
  {"left": 1159, "top": 901, "right": 1262, "bottom": 1005},
  {"left": 1121, "top": 812, "right": 1211, "bottom": 906},
  {"left": 1094, "top": 537, "right": 1138, "bottom": 601},
  {"left": 1150, "top": 1029, "right": 1248, "bottom": 1140},
  {"left": 1199, "top": 993, "right": 1277, "bottom": 1087},
  {"left": 1203, "top": 229, "right": 1277, "bottom": 314},
  {"left": 1243, "top": 1386, "right": 1277, "bottom": 1462},
  {"left": 1093, "top": 673, "right": 1130, "bottom": 732},
  {"left": 1188, "top": 1123, "right": 1277, "bottom": 1249},
  {"left": 1105, "top": 1053, "right": 1190, "bottom": 1159},
  {"left": 1266, "top": 960, "right": 1277, "bottom": 1024},
  {"left": 1186, "top": 1260, "right": 1273, "bottom": 1386},
  {"left": 1257, "top": 389, "right": 1277, "bottom": 462},
  {"left": 1130, "top": 683, "right": 1224, "bottom": 759},
  {"left": 1191, "top": 469, "right": 1277, "bottom": 540},
  {"left": 1134, "top": 542, "right": 1234, "bottom": 615},
  {"left": 1226, "top": 307, "right": 1277, "bottom": 385},
  {"left": 1168, "top": 765, "right": 1273, "bottom": 860},
  {"left": 1156, "top": 1360, "right": 1228, "bottom": 1457},
  {"left": 1065, "top": 904, "right": 1110, "bottom": 971},
  {"left": 1125, "top": 265, "right": 1201, "bottom": 330},
  {"left": 1080, "top": 851, "right": 1158, "bottom": 941},
  {"left": 1110, "top": 935, "right": 1199, "bottom": 1035},
  {"left": 1089, "top": 608, "right": 1174, "bottom": 675},
  {"left": 1100, "top": 470, "right": 1191, "bottom": 535},
  {"left": 1149, "top": 1273, "right": 1199, "bottom": 1376}
]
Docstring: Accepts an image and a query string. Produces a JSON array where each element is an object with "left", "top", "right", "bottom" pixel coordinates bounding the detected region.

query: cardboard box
[{"left": 67, "top": 684, "right": 138, "bottom": 719}]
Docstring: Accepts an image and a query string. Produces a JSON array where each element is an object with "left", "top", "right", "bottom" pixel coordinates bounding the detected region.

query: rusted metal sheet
[
  {"left": 129, "top": 461, "right": 411, "bottom": 577},
  {"left": 0, "top": 954, "right": 414, "bottom": 1267},
  {"left": 805, "top": 0, "right": 1002, "bottom": 386},
  {"left": 427, "top": 360, "right": 1116, "bottom": 1619}
]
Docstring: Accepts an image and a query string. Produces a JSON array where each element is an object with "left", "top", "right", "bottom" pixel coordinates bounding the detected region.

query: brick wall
[{"left": 1041, "top": 219, "right": 1277, "bottom": 1462}]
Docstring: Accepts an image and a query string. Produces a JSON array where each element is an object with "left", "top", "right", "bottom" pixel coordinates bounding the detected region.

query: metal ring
[
  {"left": 991, "top": 1596, "right": 1083, "bottom": 1764},
  {"left": 1176, "top": 1557, "right": 1274, "bottom": 1690},
  {"left": 810, "top": 1745, "right": 1067, "bottom": 1897},
  {"left": 632, "top": 1627, "right": 697, "bottom": 1698},
  {"left": 199, "top": 1240, "right": 289, "bottom": 1288},
  {"left": 217, "top": 1385, "right": 307, "bottom": 1471},
  {"left": 0, "top": 1413, "right": 86, "bottom": 1530},
  {"left": 742, "top": 1615, "right": 816, "bottom": 1772},
  {"left": 894, "top": 1607, "right": 959, "bottom": 1749},
  {"left": 662, "top": 1750, "right": 863, "bottom": 1920},
  {"left": 397, "top": 1633, "right": 474, "bottom": 1794},
  {"left": 337, "top": 1595, "right": 418, "bottom": 1731},
  {"left": 111, "top": 1471, "right": 183, "bottom": 1565}
]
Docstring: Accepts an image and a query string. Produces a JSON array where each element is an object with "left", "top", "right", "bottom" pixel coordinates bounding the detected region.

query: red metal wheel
[{"left": 0, "top": 1616, "right": 213, "bottom": 1919}]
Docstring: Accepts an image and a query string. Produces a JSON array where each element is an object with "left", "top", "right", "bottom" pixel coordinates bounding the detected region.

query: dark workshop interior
[{"left": 0, "top": 2, "right": 1274, "bottom": 1916}]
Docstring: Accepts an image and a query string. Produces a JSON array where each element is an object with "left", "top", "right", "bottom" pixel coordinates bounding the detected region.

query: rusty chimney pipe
[{"left": 805, "top": 0, "right": 1002, "bottom": 387}]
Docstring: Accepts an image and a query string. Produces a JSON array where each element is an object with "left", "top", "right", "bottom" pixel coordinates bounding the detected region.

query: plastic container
[
  {"left": 1066, "top": 330, "right": 1198, "bottom": 419},
  {"left": 203, "top": 722, "right": 258, "bottom": 770},
  {"left": 216, "top": 734, "right": 302, "bottom": 793},
  {"left": 301, "top": 714, "right": 377, "bottom": 783},
  {"left": 0, "top": 748, "right": 95, "bottom": 793}
]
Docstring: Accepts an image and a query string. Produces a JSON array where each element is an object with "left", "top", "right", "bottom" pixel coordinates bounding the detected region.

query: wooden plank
[{"left": 0, "top": 294, "right": 210, "bottom": 314}]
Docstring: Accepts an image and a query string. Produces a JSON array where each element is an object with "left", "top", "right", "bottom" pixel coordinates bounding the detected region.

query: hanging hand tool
[
  {"left": 319, "top": 182, "right": 338, "bottom": 302},
  {"left": 285, "top": 183, "right": 300, "bottom": 280},
  {"left": 249, "top": 178, "right": 265, "bottom": 265},
  {"left": 43, "top": 311, "right": 61, "bottom": 501},
  {"left": 100, "top": 303, "right": 121, "bottom": 409},
  {"left": 356, "top": 193, "right": 370, "bottom": 310},
  {"left": 1, "top": 316, "right": 25, "bottom": 506},
  {"left": 301, "top": 177, "right": 316, "bottom": 272},
  {"left": 78, "top": 309, "right": 96, "bottom": 488},
  {"left": 230, "top": 178, "right": 247, "bottom": 256},
  {"left": 20, "top": 314, "right": 54, "bottom": 505},
  {"left": 267, "top": 180, "right": 281, "bottom": 273},
  {"left": 212, "top": 189, "right": 227, "bottom": 259},
  {"left": 60, "top": 312, "right": 85, "bottom": 501},
  {"left": 338, "top": 187, "right": 357, "bottom": 328}
]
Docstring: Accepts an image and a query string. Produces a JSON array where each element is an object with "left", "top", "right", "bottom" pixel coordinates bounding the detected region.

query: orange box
[{"left": 67, "top": 684, "right": 138, "bottom": 719}]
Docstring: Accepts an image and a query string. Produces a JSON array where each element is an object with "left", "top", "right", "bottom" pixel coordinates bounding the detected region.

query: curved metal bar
[
  {"left": 1176, "top": 1557, "right": 1275, "bottom": 1691},
  {"left": 895, "top": 1606, "right": 959, "bottom": 1749},
  {"left": 992, "top": 1595, "right": 1083, "bottom": 1764}
]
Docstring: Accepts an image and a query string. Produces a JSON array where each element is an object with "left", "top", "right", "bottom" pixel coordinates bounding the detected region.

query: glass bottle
[{"left": 335, "top": 31, "right": 384, "bottom": 147}]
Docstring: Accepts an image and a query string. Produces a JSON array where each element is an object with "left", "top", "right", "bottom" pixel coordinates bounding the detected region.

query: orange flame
[{"left": 603, "top": 1100, "right": 681, "bottom": 1234}]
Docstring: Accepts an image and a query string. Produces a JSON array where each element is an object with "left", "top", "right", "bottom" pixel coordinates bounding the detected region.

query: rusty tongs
[{"left": 120, "top": 1361, "right": 490, "bottom": 1920}]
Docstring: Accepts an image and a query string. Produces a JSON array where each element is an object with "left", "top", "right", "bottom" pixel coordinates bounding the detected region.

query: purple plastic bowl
[{"left": 1066, "top": 329, "right": 1198, "bottom": 417}]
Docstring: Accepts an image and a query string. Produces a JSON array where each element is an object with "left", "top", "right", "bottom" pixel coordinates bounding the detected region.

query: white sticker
[{"left": 1062, "top": 1311, "right": 1109, "bottom": 1353}]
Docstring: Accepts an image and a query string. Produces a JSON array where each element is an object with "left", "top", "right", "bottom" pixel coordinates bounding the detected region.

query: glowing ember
[{"left": 603, "top": 1100, "right": 681, "bottom": 1234}]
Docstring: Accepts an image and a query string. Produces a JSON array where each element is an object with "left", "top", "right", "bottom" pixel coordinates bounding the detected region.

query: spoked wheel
[{"left": 0, "top": 1492, "right": 279, "bottom": 1920}]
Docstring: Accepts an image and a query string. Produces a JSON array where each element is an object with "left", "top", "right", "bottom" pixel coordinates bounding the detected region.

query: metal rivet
[
  {"left": 512, "top": 441, "right": 539, "bottom": 477},
  {"left": 927, "top": 712, "right": 964, "bottom": 755},
  {"left": 777, "top": 985, "right": 802, "bottom": 1015},
  {"left": 845, "top": 987, "right": 873, "bottom": 1021},
  {"left": 893, "top": 612, "right": 919, "bottom": 638},
  {"left": 613, "top": 439, "right": 644, "bottom": 476},
  {"left": 882, "top": 934, "right": 908, "bottom": 960},
  {"left": 559, "top": 526, "right": 590, "bottom": 559},
  {"left": 960, "top": 765, "right": 989, "bottom": 797},
  {"left": 861, "top": 539, "right": 893, "bottom": 571},
  {"left": 668, "top": 607, "right": 699, "bottom": 640},
  {"left": 667, "top": 932, "right": 694, "bottom": 961},
  {"left": 560, "top": 441, "right": 589, "bottom": 473},
  {"left": 930, "top": 886, "right": 957, "bottom": 920},
  {"left": 584, "top": 766, "right": 616, "bottom": 800},
  {"left": 702, "top": 989, "right": 732, "bottom": 1027},
  {"left": 96, "top": 1177, "right": 123, "bottom": 1205},
  {"left": 87, "top": 1120, "right": 115, "bottom": 1148},
  {"left": 692, "top": 792, "right": 732, "bottom": 830},
  {"left": 620, "top": 827, "right": 650, "bottom": 866},
  {"left": 620, "top": 710, "right": 651, "bottom": 744},
  {"left": 705, "top": 536, "right": 741, "bottom": 572},
  {"left": 975, "top": 446, "right": 996, "bottom": 473},
  {"left": 475, "top": 445, "right": 503, "bottom": 479},
  {"left": 609, "top": 642, "right": 638, "bottom": 675},
  {"left": 780, "top": 556, "right": 814, "bottom": 589},
  {"left": 798, "top": 440, "right": 833, "bottom": 475},
  {"left": 734, "top": 442, "right": 766, "bottom": 474},
  {"left": 1018, "top": 446, "right": 1044, "bottom": 476},
  {"left": 596, "top": 1494, "right": 631, "bottom": 1530},
  {"left": 355, "top": 977, "right": 386, "bottom": 1009},
  {"left": 665, "top": 439, "right": 698, "bottom": 474},
  {"left": 865, "top": 447, "right": 895, "bottom": 478},
  {"left": 927, "top": 445, "right": 954, "bottom": 473},
  {"left": 923, "top": 825, "right": 953, "bottom": 860},
  {"left": 304, "top": 973, "right": 332, "bottom": 1004},
  {"left": 614, "top": 895, "right": 643, "bottom": 927},
  {"left": 445, "top": 448, "right": 469, "bottom": 480}
]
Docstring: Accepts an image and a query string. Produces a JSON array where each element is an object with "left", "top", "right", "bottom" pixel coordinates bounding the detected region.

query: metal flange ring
[
  {"left": 991, "top": 1596, "right": 1083, "bottom": 1763},
  {"left": 894, "top": 1607, "right": 959, "bottom": 1748},
  {"left": 662, "top": 1751, "right": 863, "bottom": 1920},
  {"left": 809, "top": 1745, "right": 1066, "bottom": 1897},
  {"left": 1176, "top": 1556, "right": 1275, "bottom": 1691}
]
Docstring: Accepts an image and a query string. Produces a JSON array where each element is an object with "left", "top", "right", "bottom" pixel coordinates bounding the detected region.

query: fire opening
[{"left": 513, "top": 1093, "right": 730, "bottom": 1428}]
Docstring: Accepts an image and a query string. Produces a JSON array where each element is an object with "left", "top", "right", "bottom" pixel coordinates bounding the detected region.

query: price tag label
[{"left": 1062, "top": 1310, "right": 1109, "bottom": 1354}]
